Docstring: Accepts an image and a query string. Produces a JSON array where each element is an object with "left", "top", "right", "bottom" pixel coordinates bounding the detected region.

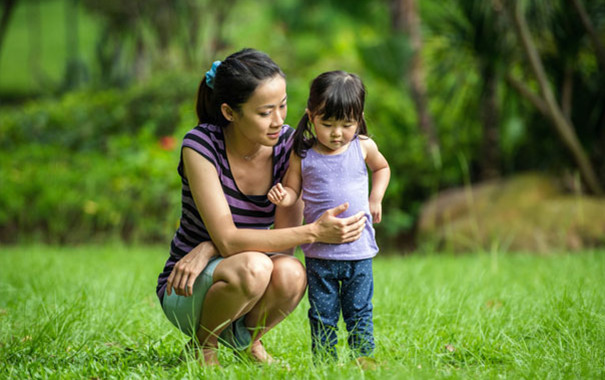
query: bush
[{"left": 0, "top": 73, "right": 197, "bottom": 243}]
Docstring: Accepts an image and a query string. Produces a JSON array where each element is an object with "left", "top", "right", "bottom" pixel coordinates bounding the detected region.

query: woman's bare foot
[
  {"left": 181, "top": 339, "right": 221, "bottom": 367},
  {"left": 197, "top": 347, "right": 221, "bottom": 367},
  {"left": 248, "top": 340, "right": 275, "bottom": 364}
]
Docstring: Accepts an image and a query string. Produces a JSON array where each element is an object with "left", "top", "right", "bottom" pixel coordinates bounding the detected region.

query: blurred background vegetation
[{"left": 1, "top": 0, "right": 604, "bottom": 250}]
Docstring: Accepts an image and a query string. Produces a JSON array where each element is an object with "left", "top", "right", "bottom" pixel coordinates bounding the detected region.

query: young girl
[{"left": 268, "top": 71, "right": 390, "bottom": 361}]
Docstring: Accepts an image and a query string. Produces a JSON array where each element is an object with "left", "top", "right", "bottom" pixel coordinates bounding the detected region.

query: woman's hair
[
  {"left": 196, "top": 48, "right": 285, "bottom": 127},
  {"left": 293, "top": 70, "right": 368, "bottom": 157}
]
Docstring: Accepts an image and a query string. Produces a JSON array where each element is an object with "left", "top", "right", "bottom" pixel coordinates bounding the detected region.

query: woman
[{"left": 156, "top": 48, "right": 367, "bottom": 366}]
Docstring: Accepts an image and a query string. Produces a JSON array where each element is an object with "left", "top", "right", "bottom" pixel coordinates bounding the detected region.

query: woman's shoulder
[
  {"left": 183, "top": 124, "right": 224, "bottom": 148},
  {"left": 280, "top": 124, "right": 295, "bottom": 139},
  {"left": 181, "top": 124, "right": 225, "bottom": 166},
  {"left": 276, "top": 125, "right": 295, "bottom": 150},
  {"left": 185, "top": 123, "right": 222, "bottom": 140}
]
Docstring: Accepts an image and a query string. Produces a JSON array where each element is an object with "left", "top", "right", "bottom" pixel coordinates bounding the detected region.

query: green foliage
[
  {"left": 1, "top": 246, "right": 604, "bottom": 377},
  {"left": 0, "top": 73, "right": 199, "bottom": 243},
  {"left": 1, "top": 0, "right": 605, "bottom": 244}
]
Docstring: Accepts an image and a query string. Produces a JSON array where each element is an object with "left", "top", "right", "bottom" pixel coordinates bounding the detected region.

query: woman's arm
[
  {"left": 165, "top": 240, "right": 218, "bottom": 297},
  {"left": 183, "top": 148, "right": 366, "bottom": 257},
  {"left": 361, "top": 138, "right": 391, "bottom": 224}
]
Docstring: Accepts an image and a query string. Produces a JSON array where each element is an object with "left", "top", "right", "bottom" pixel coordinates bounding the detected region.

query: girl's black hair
[
  {"left": 196, "top": 48, "right": 285, "bottom": 127},
  {"left": 293, "top": 70, "right": 368, "bottom": 157}
]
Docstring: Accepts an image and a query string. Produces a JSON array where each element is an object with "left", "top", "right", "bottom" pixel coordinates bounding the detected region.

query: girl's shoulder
[{"left": 357, "top": 135, "right": 379, "bottom": 158}]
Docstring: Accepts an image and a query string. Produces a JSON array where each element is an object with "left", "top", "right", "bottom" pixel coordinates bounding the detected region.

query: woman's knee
[
  {"left": 233, "top": 252, "right": 273, "bottom": 297},
  {"left": 271, "top": 256, "right": 307, "bottom": 296}
]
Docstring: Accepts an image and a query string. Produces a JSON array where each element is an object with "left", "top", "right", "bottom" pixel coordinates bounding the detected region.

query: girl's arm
[
  {"left": 361, "top": 138, "right": 391, "bottom": 223},
  {"left": 268, "top": 153, "right": 302, "bottom": 207},
  {"left": 183, "top": 148, "right": 366, "bottom": 257},
  {"left": 272, "top": 195, "right": 304, "bottom": 255}
]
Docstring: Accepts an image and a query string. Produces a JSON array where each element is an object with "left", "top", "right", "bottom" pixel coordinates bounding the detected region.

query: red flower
[{"left": 159, "top": 136, "right": 177, "bottom": 151}]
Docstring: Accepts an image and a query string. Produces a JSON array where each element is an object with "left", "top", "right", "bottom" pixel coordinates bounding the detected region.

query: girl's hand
[
  {"left": 268, "top": 183, "right": 287, "bottom": 205},
  {"left": 166, "top": 241, "right": 218, "bottom": 297},
  {"left": 314, "top": 203, "right": 367, "bottom": 244},
  {"left": 370, "top": 201, "right": 382, "bottom": 224}
]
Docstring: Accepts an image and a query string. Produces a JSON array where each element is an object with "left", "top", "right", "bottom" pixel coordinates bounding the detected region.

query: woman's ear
[{"left": 221, "top": 103, "right": 235, "bottom": 122}]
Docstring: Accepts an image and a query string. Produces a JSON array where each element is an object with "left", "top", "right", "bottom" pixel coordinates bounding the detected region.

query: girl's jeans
[{"left": 305, "top": 257, "right": 375, "bottom": 359}]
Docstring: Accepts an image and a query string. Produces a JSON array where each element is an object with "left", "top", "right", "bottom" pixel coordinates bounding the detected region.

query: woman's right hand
[
  {"left": 166, "top": 241, "right": 218, "bottom": 297},
  {"left": 313, "top": 203, "right": 367, "bottom": 244}
]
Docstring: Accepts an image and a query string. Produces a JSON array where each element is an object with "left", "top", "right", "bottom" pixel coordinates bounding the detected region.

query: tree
[
  {"left": 0, "top": 0, "right": 18, "bottom": 75},
  {"left": 391, "top": 0, "right": 440, "bottom": 165},
  {"left": 505, "top": 0, "right": 603, "bottom": 195}
]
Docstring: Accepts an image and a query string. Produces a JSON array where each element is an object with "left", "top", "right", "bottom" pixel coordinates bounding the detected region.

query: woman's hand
[
  {"left": 166, "top": 241, "right": 218, "bottom": 297},
  {"left": 313, "top": 203, "right": 367, "bottom": 244}
]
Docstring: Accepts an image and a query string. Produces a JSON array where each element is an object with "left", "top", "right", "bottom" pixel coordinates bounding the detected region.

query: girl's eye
[
  {"left": 260, "top": 111, "right": 271, "bottom": 117},
  {"left": 280, "top": 103, "right": 287, "bottom": 109}
]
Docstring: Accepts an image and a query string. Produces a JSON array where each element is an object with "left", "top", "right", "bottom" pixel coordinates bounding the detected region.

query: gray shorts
[{"left": 161, "top": 256, "right": 251, "bottom": 350}]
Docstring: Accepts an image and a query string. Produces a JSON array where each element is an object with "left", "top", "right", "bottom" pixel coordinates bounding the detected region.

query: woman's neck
[{"left": 224, "top": 127, "right": 265, "bottom": 161}]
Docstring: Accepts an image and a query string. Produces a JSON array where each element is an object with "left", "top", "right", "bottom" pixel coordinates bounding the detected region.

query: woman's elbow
[
  {"left": 214, "top": 240, "right": 235, "bottom": 257},
  {"left": 212, "top": 234, "right": 241, "bottom": 257}
]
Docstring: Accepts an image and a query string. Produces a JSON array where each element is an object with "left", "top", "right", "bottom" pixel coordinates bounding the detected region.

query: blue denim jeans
[{"left": 305, "top": 257, "right": 375, "bottom": 359}]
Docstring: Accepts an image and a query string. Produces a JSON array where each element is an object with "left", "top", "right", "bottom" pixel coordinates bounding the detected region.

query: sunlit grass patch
[{"left": 1, "top": 245, "right": 604, "bottom": 378}]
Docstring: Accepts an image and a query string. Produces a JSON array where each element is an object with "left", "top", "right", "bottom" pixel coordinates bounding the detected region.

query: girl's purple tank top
[{"left": 300, "top": 137, "right": 378, "bottom": 260}]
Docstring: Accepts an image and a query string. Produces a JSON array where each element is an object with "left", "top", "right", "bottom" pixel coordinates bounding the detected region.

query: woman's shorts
[{"left": 161, "top": 256, "right": 251, "bottom": 350}]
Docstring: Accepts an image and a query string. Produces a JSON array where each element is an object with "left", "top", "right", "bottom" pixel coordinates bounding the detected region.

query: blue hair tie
[{"left": 205, "top": 60, "right": 222, "bottom": 89}]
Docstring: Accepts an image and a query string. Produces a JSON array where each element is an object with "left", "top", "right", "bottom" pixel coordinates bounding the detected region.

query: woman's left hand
[{"left": 166, "top": 241, "right": 218, "bottom": 297}]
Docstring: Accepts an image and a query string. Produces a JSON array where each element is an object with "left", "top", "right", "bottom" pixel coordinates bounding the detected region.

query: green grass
[{"left": 1, "top": 245, "right": 604, "bottom": 378}]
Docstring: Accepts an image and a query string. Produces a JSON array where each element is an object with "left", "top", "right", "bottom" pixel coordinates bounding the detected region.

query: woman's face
[{"left": 228, "top": 74, "right": 288, "bottom": 146}]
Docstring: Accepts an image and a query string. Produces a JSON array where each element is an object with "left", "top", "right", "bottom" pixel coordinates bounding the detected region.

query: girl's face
[
  {"left": 309, "top": 113, "right": 358, "bottom": 155},
  {"left": 227, "top": 75, "right": 288, "bottom": 146}
]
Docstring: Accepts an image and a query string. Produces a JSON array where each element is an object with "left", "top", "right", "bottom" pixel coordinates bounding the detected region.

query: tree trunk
[
  {"left": 561, "top": 63, "right": 573, "bottom": 120},
  {"left": 63, "top": 0, "right": 87, "bottom": 90},
  {"left": 0, "top": 0, "right": 18, "bottom": 70},
  {"left": 509, "top": 2, "right": 603, "bottom": 195},
  {"left": 391, "top": 0, "right": 440, "bottom": 163},
  {"left": 479, "top": 64, "right": 501, "bottom": 180}
]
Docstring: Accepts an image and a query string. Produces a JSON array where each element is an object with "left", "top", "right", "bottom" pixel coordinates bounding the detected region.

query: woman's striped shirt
[{"left": 156, "top": 123, "right": 295, "bottom": 302}]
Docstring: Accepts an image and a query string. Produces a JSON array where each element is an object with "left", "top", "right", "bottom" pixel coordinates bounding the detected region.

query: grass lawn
[{"left": 0, "top": 245, "right": 604, "bottom": 378}]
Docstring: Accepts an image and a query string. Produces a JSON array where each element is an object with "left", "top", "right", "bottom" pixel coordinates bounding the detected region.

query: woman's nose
[{"left": 273, "top": 110, "right": 284, "bottom": 125}]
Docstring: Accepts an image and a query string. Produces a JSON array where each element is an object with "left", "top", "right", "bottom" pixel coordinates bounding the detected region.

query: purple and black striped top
[{"left": 156, "top": 123, "right": 295, "bottom": 302}]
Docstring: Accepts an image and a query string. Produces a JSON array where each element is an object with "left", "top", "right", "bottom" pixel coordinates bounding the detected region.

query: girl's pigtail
[
  {"left": 293, "top": 113, "right": 315, "bottom": 158},
  {"left": 357, "top": 117, "right": 369, "bottom": 138}
]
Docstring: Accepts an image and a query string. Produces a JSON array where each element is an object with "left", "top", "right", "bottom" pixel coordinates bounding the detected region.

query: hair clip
[{"left": 205, "top": 61, "right": 222, "bottom": 89}]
